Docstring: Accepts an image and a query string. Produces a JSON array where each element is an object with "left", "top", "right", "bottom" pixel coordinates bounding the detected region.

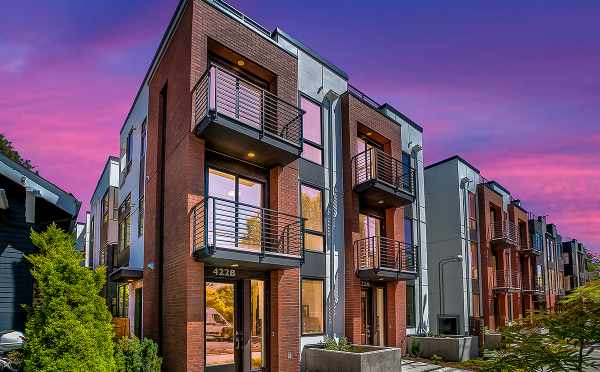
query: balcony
[
  {"left": 354, "top": 236, "right": 417, "bottom": 281},
  {"left": 518, "top": 239, "right": 543, "bottom": 256},
  {"left": 192, "top": 65, "right": 304, "bottom": 167},
  {"left": 352, "top": 148, "right": 416, "bottom": 209},
  {"left": 493, "top": 270, "right": 521, "bottom": 292},
  {"left": 489, "top": 220, "right": 519, "bottom": 247},
  {"left": 191, "top": 197, "right": 305, "bottom": 269},
  {"left": 522, "top": 276, "right": 545, "bottom": 295}
]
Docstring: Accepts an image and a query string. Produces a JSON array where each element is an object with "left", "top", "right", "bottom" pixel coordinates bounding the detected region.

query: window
[
  {"left": 102, "top": 191, "right": 110, "bottom": 223},
  {"left": 301, "top": 279, "right": 324, "bottom": 335},
  {"left": 468, "top": 192, "right": 477, "bottom": 240},
  {"left": 301, "top": 184, "right": 324, "bottom": 252},
  {"left": 300, "top": 96, "right": 322, "bottom": 165},
  {"left": 89, "top": 217, "right": 94, "bottom": 266},
  {"left": 406, "top": 283, "right": 416, "bottom": 327},
  {"left": 138, "top": 197, "right": 144, "bottom": 237},
  {"left": 138, "top": 120, "right": 146, "bottom": 237},
  {"left": 115, "top": 284, "right": 129, "bottom": 318},
  {"left": 118, "top": 195, "right": 132, "bottom": 252}
]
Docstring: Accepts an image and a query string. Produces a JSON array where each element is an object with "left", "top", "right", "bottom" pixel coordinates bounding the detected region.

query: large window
[
  {"left": 115, "top": 284, "right": 129, "bottom": 318},
  {"left": 301, "top": 279, "right": 324, "bottom": 335},
  {"left": 301, "top": 184, "right": 324, "bottom": 252},
  {"left": 102, "top": 191, "right": 110, "bottom": 223},
  {"left": 300, "top": 96, "right": 322, "bottom": 165},
  {"left": 406, "top": 283, "right": 416, "bottom": 328},
  {"left": 118, "top": 195, "right": 132, "bottom": 252}
]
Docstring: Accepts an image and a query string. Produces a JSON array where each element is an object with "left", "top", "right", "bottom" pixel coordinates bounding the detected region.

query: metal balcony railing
[
  {"left": 191, "top": 196, "right": 305, "bottom": 259},
  {"left": 354, "top": 236, "right": 417, "bottom": 273},
  {"left": 522, "top": 276, "right": 545, "bottom": 293},
  {"left": 493, "top": 270, "right": 522, "bottom": 290},
  {"left": 192, "top": 65, "right": 304, "bottom": 148},
  {"left": 352, "top": 148, "right": 415, "bottom": 195},
  {"left": 489, "top": 220, "right": 518, "bottom": 245}
]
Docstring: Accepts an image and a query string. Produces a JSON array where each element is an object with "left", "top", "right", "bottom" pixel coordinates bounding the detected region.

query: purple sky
[{"left": 1, "top": 1, "right": 598, "bottom": 253}]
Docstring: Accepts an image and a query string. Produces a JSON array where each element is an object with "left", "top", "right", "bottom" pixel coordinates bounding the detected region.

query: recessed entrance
[
  {"left": 360, "top": 284, "right": 386, "bottom": 346},
  {"left": 205, "top": 268, "right": 266, "bottom": 372}
]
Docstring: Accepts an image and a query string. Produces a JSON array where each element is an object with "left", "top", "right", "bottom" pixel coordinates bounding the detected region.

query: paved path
[{"left": 402, "top": 359, "right": 469, "bottom": 372}]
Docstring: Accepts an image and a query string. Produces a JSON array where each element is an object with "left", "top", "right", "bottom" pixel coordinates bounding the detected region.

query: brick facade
[{"left": 341, "top": 93, "right": 407, "bottom": 348}]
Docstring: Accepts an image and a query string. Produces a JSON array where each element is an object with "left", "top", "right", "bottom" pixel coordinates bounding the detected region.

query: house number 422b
[{"left": 212, "top": 267, "right": 236, "bottom": 277}]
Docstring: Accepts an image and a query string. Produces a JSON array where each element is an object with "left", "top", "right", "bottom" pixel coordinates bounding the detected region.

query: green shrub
[
  {"left": 23, "top": 224, "right": 116, "bottom": 371},
  {"left": 115, "top": 336, "right": 162, "bottom": 372},
  {"left": 409, "top": 339, "right": 421, "bottom": 357},
  {"left": 431, "top": 354, "right": 443, "bottom": 365},
  {"left": 323, "top": 336, "right": 352, "bottom": 352}
]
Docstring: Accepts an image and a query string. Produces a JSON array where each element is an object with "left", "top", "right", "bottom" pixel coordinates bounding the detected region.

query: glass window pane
[
  {"left": 208, "top": 168, "right": 236, "bottom": 201},
  {"left": 407, "top": 284, "right": 416, "bottom": 327},
  {"left": 301, "top": 97, "right": 321, "bottom": 145},
  {"left": 302, "top": 279, "right": 324, "bottom": 335},
  {"left": 302, "top": 143, "right": 322, "bottom": 165},
  {"left": 301, "top": 185, "right": 323, "bottom": 233},
  {"left": 305, "top": 233, "right": 324, "bottom": 253},
  {"left": 238, "top": 177, "right": 263, "bottom": 252},
  {"left": 250, "top": 280, "right": 265, "bottom": 369},
  {"left": 206, "top": 282, "right": 235, "bottom": 367}
]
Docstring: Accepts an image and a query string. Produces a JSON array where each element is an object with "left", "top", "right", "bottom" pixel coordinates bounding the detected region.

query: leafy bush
[
  {"left": 323, "top": 336, "right": 352, "bottom": 352},
  {"left": 409, "top": 339, "right": 421, "bottom": 357},
  {"left": 23, "top": 224, "right": 116, "bottom": 371},
  {"left": 430, "top": 354, "right": 443, "bottom": 365},
  {"left": 115, "top": 336, "right": 162, "bottom": 372}
]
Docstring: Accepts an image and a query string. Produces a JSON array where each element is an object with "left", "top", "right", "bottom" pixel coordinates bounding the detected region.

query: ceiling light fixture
[
  {"left": 237, "top": 59, "right": 245, "bottom": 67},
  {"left": 366, "top": 132, "right": 372, "bottom": 136},
  {"left": 247, "top": 152, "right": 255, "bottom": 158}
]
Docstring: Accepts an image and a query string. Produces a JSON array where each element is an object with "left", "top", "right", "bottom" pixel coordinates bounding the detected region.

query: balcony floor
[
  {"left": 194, "top": 112, "right": 301, "bottom": 168},
  {"left": 354, "top": 179, "right": 415, "bottom": 209},
  {"left": 357, "top": 268, "right": 418, "bottom": 282},
  {"left": 193, "top": 245, "right": 302, "bottom": 271}
]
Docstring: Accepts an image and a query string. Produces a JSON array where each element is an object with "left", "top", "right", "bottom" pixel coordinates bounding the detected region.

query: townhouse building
[
  {"left": 425, "top": 156, "right": 537, "bottom": 333},
  {"left": 562, "top": 239, "right": 589, "bottom": 291},
  {"left": 526, "top": 217, "right": 548, "bottom": 311},
  {"left": 87, "top": 0, "right": 429, "bottom": 370}
]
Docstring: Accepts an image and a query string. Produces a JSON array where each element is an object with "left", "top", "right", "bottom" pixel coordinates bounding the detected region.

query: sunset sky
[{"left": 1, "top": 1, "right": 598, "bottom": 253}]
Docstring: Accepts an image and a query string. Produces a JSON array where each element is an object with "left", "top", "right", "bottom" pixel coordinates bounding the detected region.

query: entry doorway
[
  {"left": 205, "top": 270, "right": 267, "bottom": 372},
  {"left": 360, "top": 284, "right": 386, "bottom": 346}
]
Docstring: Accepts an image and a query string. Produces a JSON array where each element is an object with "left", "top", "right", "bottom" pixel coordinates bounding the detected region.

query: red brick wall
[
  {"left": 341, "top": 93, "right": 406, "bottom": 347},
  {"left": 144, "top": 1, "right": 300, "bottom": 371}
]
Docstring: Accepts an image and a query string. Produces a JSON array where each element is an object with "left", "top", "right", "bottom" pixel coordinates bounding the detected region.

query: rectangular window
[
  {"left": 301, "top": 279, "right": 324, "bottom": 335},
  {"left": 301, "top": 184, "right": 324, "bottom": 252},
  {"left": 468, "top": 192, "right": 477, "bottom": 240},
  {"left": 102, "top": 191, "right": 109, "bottom": 223},
  {"left": 300, "top": 96, "right": 323, "bottom": 165},
  {"left": 118, "top": 195, "right": 132, "bottom": 252},
  {"left": 406, "top": 283, "right": 416, "bottom": 327},
  {"left": 138, "top": 120, "right": 146, "bottom": 237},
  {"left": 116, "top": 284, "right": 129, "bottom": 318},
  {"left": 138, "top": 196, "right": 144, "bottom": 237}
]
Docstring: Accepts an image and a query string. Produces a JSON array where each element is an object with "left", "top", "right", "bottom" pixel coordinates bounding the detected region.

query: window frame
[
  {"left": 301, "top": 277, "right": 326, "bottom": 336},
  {"left": 406, "top": 282, "right": 416, "bottom": 328},
  {"left": 102, "top": 190, "right": 110, "bottom": 223},
  {"left": 299, "top": 94, "right": 324, "bottom": 166},
  {"left": 300, "top": 182, "right": 325, "bottom": 253},
  {"left": 118, "top": 194, "right": 132, "bottom": 253}
]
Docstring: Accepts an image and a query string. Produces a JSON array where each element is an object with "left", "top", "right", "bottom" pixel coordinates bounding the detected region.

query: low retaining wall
[{"left": 408, "top": 336, "right": 479, "bottom": 362}]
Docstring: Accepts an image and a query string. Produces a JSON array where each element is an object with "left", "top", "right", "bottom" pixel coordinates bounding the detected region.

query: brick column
[
  {"left": 270, "top": 268, "right": 300, "bottom": 372},
  {"left": 386, "top": 281, "right": 407, "bottom": 349}
]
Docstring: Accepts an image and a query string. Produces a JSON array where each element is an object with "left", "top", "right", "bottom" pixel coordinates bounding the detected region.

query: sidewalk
[{"left": 402, "top": 359, "right": 469, "bottom": 372}]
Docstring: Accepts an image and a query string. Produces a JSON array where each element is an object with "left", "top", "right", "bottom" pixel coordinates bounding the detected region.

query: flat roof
[{"left": 424, "top": 155, "right": 480, "bottom": 173}]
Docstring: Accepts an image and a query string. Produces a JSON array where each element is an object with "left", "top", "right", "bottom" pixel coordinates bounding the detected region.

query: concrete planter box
[
  {"left": 304, "top": 345, "right": 401, "bottom": 372},
  {"left": 484, "top": 333, "right": 502, "bottom": 349},
  {"left": 408, "top": 336, "right": 478, "bottom": 362}
]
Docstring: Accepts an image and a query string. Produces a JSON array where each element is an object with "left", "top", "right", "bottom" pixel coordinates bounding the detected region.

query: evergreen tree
[
  {"left": 0, "top": 133, "right": 34, "bottom": 170},
  {"left": 23, "top": 224, "right": 116, "bottom": 372}
]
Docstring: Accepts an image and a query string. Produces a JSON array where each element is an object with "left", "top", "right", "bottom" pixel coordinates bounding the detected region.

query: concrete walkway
[{"left": 402, "top": 359, "right": 469, "bottom": 371}]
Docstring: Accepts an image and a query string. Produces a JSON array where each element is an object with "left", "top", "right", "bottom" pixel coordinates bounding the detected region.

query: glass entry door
[
  {"left": 206, "top": 278, "right": 266, "bottom": 372},
  {"left": 360, "top": 286, "right": 386, "bottom": 346}
]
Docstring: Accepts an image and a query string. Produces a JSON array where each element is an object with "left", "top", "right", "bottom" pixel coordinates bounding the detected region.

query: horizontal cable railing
[
  {"left": 489, "top": 220, "right": 519, "bottom": 245},
  {"left": 352, "top": 147, "right": 415, "bottom": 196},
  {"left": 494, "top": 270, "right": 522, "bottom": 290},
  {"left": 192, "top": 64, "right": 304, "bottom": 148},
  {"left": 191, "top": 196, "right": 305, "bottom": 259},
  {"left": 354, "top": 236, "right": 417, "bottom": 273},
  {"left": 522, "top": 276, "right": 545, "bottom": 292}
]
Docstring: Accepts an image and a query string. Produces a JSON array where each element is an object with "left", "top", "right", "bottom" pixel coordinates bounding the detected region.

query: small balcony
[
  {"left": 192, "top": 65, "right": 304, "bottom": 167},
  {"left": 191, "top": 197, "right": 305, "bottom": 269},
  {"left": 518, "top": 239, "right": 543, "bottom": 256},
  {"left": 489, "top": 220, "right": 519, "bottom": 247},
  {"left": 493, "top": 270, "right": 521, "bottom": 292},
  {"left": 522, "top": 276, "right": 545, "bottom": 295},
  {"left": 354, "top": 236, "right": 417, "bottom": 281},
  {"left": 352, "top": 148, "right": 416, "bottom": 209}
]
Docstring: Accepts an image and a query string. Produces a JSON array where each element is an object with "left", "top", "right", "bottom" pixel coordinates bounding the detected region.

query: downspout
[
  {"left": 408, "top": 142, "right": 423, "bottom": 333},
  {"left": 460, "top": 177, "right": 472, "bottom": 334}
]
